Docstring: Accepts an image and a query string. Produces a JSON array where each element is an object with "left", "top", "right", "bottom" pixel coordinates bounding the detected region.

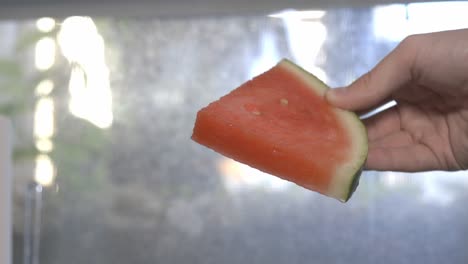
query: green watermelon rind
[
  {"left": 278, "top": 59, "right": 368, "bottom": 202},
  {"left": 345, "top": 165, "right": 364, "bottom": 202}
]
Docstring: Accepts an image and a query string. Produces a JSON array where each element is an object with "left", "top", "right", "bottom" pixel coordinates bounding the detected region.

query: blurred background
[{"left": 1, "top": 1, "right": 468, "bottom": 263}]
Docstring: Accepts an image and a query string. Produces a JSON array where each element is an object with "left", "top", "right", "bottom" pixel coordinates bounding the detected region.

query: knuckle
[
  {"left": 398, "top": 34, "right": 424, "bottom": 62},
  {"left": 400, "top": 34, "right": 422, "bottom": 51},
  {"left": 398, "top": 34, "right": 423, "bottom": 81}
]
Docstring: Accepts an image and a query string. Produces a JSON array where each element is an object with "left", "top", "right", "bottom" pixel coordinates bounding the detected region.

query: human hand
[{"left": 326, "top": 29, "right": 468, "bottom": 172}]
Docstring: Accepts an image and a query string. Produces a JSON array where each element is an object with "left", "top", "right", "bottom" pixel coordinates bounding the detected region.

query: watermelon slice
[{"left": 191, "top": 59, "right": 368, "bottom": 202}]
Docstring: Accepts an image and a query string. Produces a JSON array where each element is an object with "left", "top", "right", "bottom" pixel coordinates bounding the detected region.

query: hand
[{"left": 326, "top": 29, "right": 468, "bottom": 172}]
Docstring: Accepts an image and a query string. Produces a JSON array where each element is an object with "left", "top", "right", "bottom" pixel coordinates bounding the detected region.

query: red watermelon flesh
[{"left": 191, "top": 59, "right": 368, "bottom": 202}]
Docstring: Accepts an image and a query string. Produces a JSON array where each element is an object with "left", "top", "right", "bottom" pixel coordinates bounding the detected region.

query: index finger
[{"left": 326, "top": 36, "right": 419, "bottom": 111}]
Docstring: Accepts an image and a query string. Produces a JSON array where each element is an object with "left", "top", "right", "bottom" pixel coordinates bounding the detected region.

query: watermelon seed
[
  {"left": 252, "top": 110, "right": 261, "bottom": 116},
  {"left": 280, "top": 98, "right": 288, "bottom": 106}
]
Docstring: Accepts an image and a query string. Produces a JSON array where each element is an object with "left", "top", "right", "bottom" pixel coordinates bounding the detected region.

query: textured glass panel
[{"left": 1, "top": 3, "right": 468, "bottom": 264}]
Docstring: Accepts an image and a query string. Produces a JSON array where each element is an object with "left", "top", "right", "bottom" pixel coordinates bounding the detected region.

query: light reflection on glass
[
  {"left": 378, "top": 170, "right": 468, "bottom": 207},
  {"left": 34, "top": 37, "right": 56, "bottom": 71},
  {"left": 36, "top": 17, "right": 56, "bottom": 33},
  {"left": 379, "top": 171, "right": 412, "bottom": 187},
  {"left": 33, "top": 97, "right": 54, "bottom": 139},
  {"left": 58, "top": 16, "right": 113, "bottom": 129},
  {"left": 372, "top": 4, "right": 408, "bottom": 42},
  {"left": 417, "top": 171, "right": 468, "bottom": 206},
  {"left": 269, "top": 10, "right": 326, "bottom": 20},
  {"left": 407, "top": 2, "right": 468, "bottom": 34},
  {"left": 34, "top": 79, "right": 54, "bottom": 96},
  {"left": 35, "top": 138, "right": 53, "bottom": 153},
  {"left": 34, "top": 21, "right": 56, "bottom": 187},
  {"left": 248, "top": 31, "right": 281, "bottom": 78},
  {"left": 420, "top": 176, "right": 455, "bottom": 206},
  {"left": 218, "top": 158, "right": 292, "bottom": 192},
  {"left": 34, "top": 154, "right": 55, "bottom": 187},
  {"left": 373, "top": 2, "right": 468, "bottom": 42},
  {"left": 273, "top": 10, "right": 328, "bottom": 83}
]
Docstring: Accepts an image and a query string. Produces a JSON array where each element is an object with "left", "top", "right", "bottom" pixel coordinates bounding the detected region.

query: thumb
[{"left": 325, "top": 37, "right": 418, "bottom": 111}]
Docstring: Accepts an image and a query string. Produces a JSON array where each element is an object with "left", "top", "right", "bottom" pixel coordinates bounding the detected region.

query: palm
[{"left": 365, "top": 83, "right": 468, "bottom": 171}]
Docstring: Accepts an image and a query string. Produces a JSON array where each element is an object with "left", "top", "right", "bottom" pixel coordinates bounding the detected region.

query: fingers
[
  {"left": 365, "top": 144, "right": 440, "bottom": 172},
  {"left": 326, "top": 36, "right": 418, "bottom": 111}
]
